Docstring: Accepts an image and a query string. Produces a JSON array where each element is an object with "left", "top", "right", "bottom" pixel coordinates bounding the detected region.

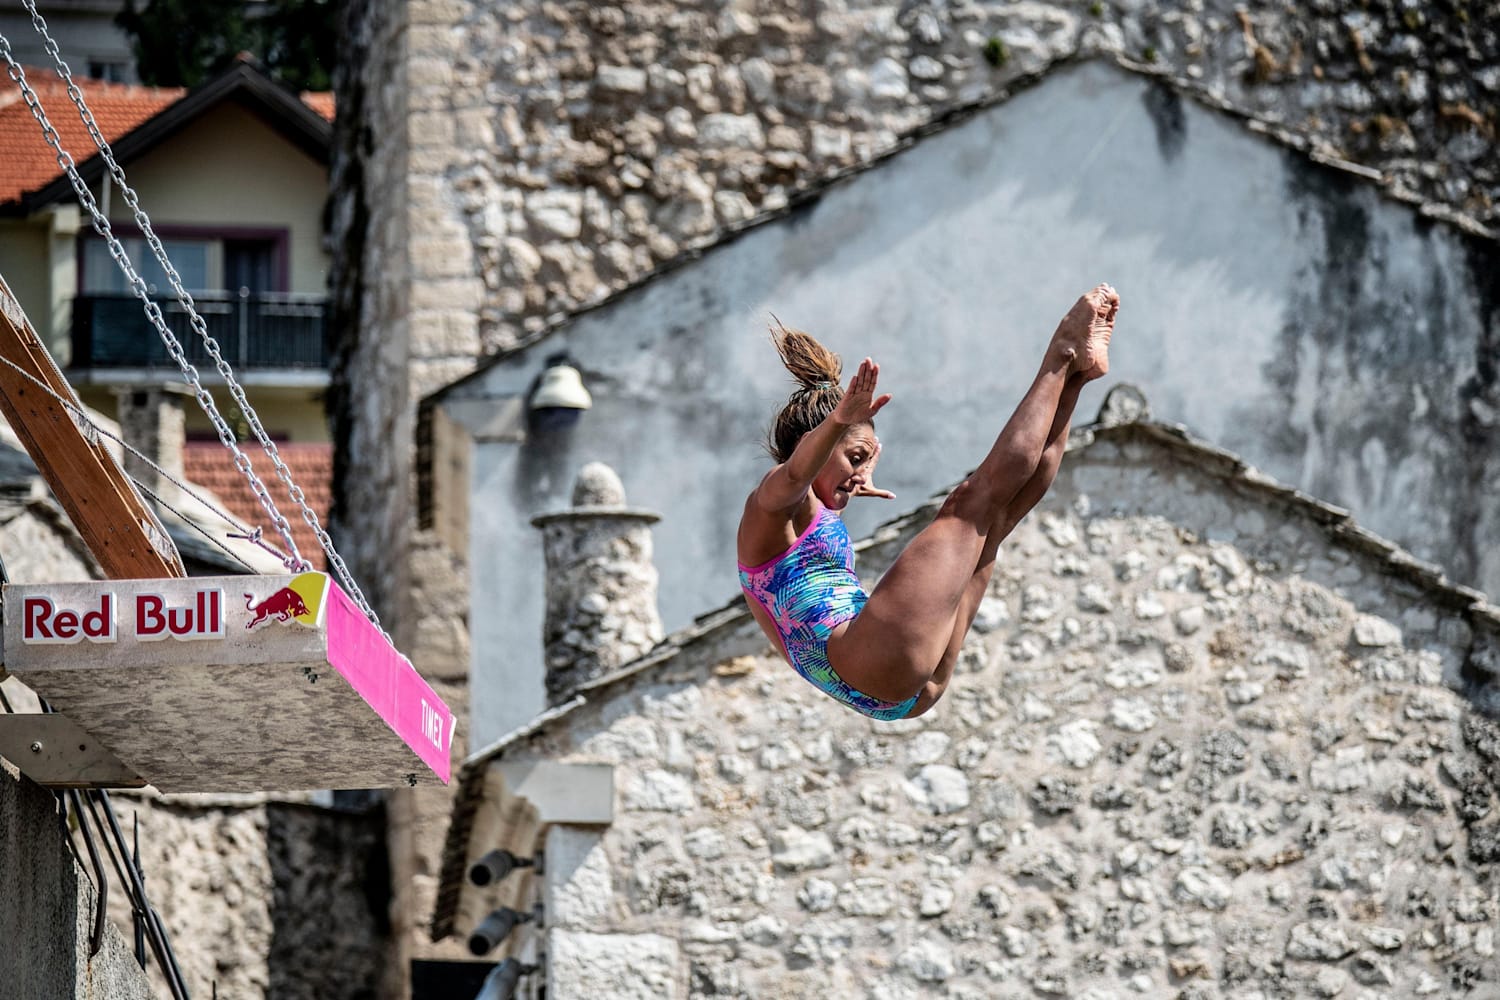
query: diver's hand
[
  {"left": 851, "top": 438, "right": 895, "bottom": 500},
  {"left": 832, "top": 358, "right": 891, "bottom": 426}
]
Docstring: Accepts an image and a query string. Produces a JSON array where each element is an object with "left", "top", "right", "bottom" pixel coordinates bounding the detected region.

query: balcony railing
[{"left": 70, "top": 290, "right": 329, "bottom": 372}]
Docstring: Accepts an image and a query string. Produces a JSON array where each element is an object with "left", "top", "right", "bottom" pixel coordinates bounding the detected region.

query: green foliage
[
  {"left": 983, "top": 36, "right": 1009, "bottom": 68},
  {"left": 1089, "top": 2, "right": 1105, "bottom": 16},
  {"left": 117, "top": 0, "right": 336, "bottom": 90}
]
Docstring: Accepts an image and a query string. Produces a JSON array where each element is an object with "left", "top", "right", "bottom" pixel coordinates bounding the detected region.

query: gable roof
[
  {"left": 429, "top": 400, "right": 1500, "bottom": 936},
  {"left": 420, "top": 56, "right": 1497, "bottom": 412},
  {"left": 0, "top": 59, "right": 333, "bottom": 213}
]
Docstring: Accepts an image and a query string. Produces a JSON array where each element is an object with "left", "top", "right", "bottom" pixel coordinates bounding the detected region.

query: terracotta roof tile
[
  {"left": 299, "top": 90, "right": 335, "bottom": 122},
  {"left": 183, "top": 441, "right": 333, "bottom": 571},
  {"left": 0, "top": 67, "right": 334, "bottom": 207}
]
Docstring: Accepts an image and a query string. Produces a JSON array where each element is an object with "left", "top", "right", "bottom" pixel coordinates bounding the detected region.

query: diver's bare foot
[{"left": 1051, "top": 283, "right": 1120, "bottom": 380}]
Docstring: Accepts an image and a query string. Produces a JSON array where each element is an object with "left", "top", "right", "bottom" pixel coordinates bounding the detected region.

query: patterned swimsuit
[{"left": 739, "top": 502, "right": 919, "bottom": 721}]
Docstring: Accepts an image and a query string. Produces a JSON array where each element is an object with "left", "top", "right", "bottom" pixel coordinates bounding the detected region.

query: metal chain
[
  {"left": 0, "top": 42, "right": 304, "bottom": 570},
  {"left": 6, "top": 9, "right": 386, "bottom": 633}
]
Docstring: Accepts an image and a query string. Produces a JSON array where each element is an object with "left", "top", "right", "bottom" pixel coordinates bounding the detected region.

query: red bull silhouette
[{"left": 244, "top": 587, "right": 309, "bottom": 629}]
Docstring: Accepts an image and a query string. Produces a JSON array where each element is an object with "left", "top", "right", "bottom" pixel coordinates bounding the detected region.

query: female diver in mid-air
[{"left": 737, "top": 284, "right": 1120, "bottom": 719}]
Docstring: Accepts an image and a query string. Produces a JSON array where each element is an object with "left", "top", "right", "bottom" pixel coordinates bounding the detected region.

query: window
[
  {"left": 82, "top": 237, "right": 213, "bottom": 295},
  {"left": 87, "top": 61, "right": 129, "bottom": 83}
]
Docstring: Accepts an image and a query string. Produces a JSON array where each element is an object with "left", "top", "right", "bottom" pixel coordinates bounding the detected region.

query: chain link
[{"left": 4, "top": 9, "right": 387, "bottom": 636}]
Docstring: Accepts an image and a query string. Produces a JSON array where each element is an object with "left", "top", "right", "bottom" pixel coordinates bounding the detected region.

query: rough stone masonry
[
  {"left": 330, "top": 0, "right": 1500, "bottom": 612},
  {"left": 407, "top": 0, "right": 1497, "bottom": 353},
  {"left": 485, "top": 427, "right": 1500, "bottom": 999}
]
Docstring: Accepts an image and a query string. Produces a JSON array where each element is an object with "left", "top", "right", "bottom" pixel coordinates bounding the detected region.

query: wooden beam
[{"left": 0, "top": 271, "right": 184, "bottom": 579}]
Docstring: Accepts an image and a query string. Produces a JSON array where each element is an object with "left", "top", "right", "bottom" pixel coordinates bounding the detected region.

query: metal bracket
[{"left": 0, "top": 713, "right": 146, "bottom": 788}]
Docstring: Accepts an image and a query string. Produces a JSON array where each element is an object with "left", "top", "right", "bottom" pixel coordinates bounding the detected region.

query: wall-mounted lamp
[
  {"left": 527, "top": 352, "right": 592, "bottom": 432},
  {"left": 475, "top": 957, "right": 540, "bottom": 1000},
  {"left": 467, "top": 904, "right": 540, "bottom": 956},
  {"left": 468, "top": 848, "right": 534, "bottom": 887}
]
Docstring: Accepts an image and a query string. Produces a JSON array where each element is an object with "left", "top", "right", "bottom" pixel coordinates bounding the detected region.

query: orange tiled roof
[
  {"left": 0, "top": 66, "right": 335, "bottom": 208},
  {"left": 0, "top": 68, "right": 182, "bottom": 206},
  {"left": 183, "top": 441, "right": 333, "bottom": 571}
]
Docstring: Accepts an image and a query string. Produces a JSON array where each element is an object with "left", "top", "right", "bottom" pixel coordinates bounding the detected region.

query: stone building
[
  {"left": 9, "top": 0, "right": 1497, "bottom": 994},
  {"left": 325, "top": 1, "right": 1499, "bottom": 992},
  {"left": 434, "top": 403, "right": 1500, "bottom": 998}
]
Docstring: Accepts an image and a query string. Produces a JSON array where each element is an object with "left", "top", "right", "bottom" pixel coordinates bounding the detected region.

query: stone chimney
[
  {"left": 532, "top": 462, "right": 663, "bottom": 704},
  {"left": 114, "top": 384, "right": 190, "bottom": 507}
]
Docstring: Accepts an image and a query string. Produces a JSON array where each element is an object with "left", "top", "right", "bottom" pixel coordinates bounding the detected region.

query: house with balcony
[{"left": 0, "top": 57, "right": 334, "bottom": 566}]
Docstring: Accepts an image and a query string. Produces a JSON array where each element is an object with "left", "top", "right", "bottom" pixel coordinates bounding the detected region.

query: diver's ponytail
[
  {"left": 770, "top": 314, "right": 842, "bottom": 394},
  {"left": 765, "top": 317, "right": 847, "bottom": 463}
]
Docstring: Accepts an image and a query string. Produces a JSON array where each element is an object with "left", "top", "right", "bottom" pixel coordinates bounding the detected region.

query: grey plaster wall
[
  {"left": 452, "top": 60, "right": 1499, "bottom": 745},
  {"left": 0, "top": 770, "right": 155, "bottom": 1000}
]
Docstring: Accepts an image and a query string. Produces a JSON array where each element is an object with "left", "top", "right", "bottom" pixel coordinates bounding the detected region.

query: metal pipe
[
  {"left": 88, "top": 794, "right": 148, "bottom": 975},
  {"left": 55, "top": 788, "right": 87, "bottom": 875},
  {"left": 133, "top": 813, "right": 146, "bottom": 969},
  {"left": 467, "top": 906, "right": 534, "bottom": 957},
  {"left": 475, "top": 958, "right": 538, "bottom": 1000},
  {"left": 94, "top": 790, "right": 191, "bottom": 1000},
  {"left": 83, "top": 790, "right": 182, "bottom": 997},
  {"left": 468, "top": 848, "right": 533, "bottom": 887},
  {"left": 67, "top": 790, "right": 107, "bottom": 957}
]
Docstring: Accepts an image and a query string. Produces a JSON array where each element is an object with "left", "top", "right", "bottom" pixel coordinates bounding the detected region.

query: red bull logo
[
  {"left": 245, "top": 587, "right": 307, "bottom": 628},
  {"left": 243, "top": 572, "right": 327, "bottom": 630}
]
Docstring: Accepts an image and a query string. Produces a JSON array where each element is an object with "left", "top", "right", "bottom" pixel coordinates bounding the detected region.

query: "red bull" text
[
  {"left": 22, "top": 593, "right": 116, "bottom": 643},
  {"left": 137, "top": 590, "right": 225, "bottom": 641}
]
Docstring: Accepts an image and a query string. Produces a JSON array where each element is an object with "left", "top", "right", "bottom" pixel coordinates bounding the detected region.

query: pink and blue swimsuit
[{"left": 739, "top": 502, "right": 919, "bottom": 721}]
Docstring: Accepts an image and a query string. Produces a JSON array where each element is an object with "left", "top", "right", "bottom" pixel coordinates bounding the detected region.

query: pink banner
[{"left": 325, "top": 582, "right": 453, "bottom": 783}]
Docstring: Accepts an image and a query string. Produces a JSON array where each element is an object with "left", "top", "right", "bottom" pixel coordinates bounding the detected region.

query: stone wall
[
  {"left": 332, "top": 0, "right": 1499, "bottom": 626},
  {"left": 0, "top": 769, "right": 154, "bottom": 1000},
  {"left": 423, "top": 0, "right": 1497, "bottom": 353},
  {"left": 329, "top": 1, "right": 1500, "bottom": 994},
  {"left": 96, "top": 793, "right": 391, "bottom": 1000},
  {"left": 115, "top": 386, "right": 189, "bottom": 510},
  {"left": 494, "top": 431, "right": 1500, "bottom": 998},
  {"left": 446, "top": 71, "right": 1500, "bottom": 742},
  {"left": 329, "top": 0, "right": 416, "bottom": 625},
  {"left": 331, "top": 6, "right": 478, "bottom": 989},
  {"left": 382, "top": 531, "right": 477, "bottom": 996},
  {"left": 0, "top": 497, "right": 98, "bottom": 584}
]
